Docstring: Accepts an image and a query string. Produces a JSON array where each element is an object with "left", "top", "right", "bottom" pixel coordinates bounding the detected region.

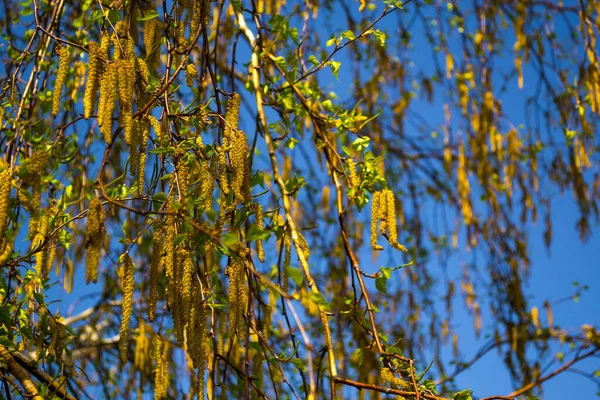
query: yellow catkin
[
  {"left": 172, "top": 254, "right": 185, "bottom": 345},
  {"left": 226, "top": 256, "right": 247, "bottom": 343},
  {"left": 64, "top": 258, "right": 74, "bottom": 294},
  {"left": 224, "top": 94, "right": 250, "bottom": 204},
  {"left": 185, "top": 63, "right": 197, "bottom": 88},
  {"left": 370, "top": 190, "right": 383, "bottom": 250},
  {"left": 149, "top": 227, "right": 162, "bottom": 322},
  {"left": 457, "top": 142, "right": 473, "bottom": 224},
  {"left": 134, "top": 319, "right": 149, "bottom": 372},
  {"left": 137, "top": 117, "right": 151, "bottom": 195},
  {"left": 347, "top": 159, "right": 359, "bottom": 188},
  {"left": 371, "top": 190, "right": 406, "bottom": 251},
  {"left": 147, "top": 115, "right": 164, "bottom": 146},
  {"left": 84, "top": 41, "right": 101, "bottom": 119},
  {"left": 119, "top": 253, "right": 135, "bottom": 363},
  {"left": 384, "top": 189, "right": 407, "bottom": 252},
  {"left": 163, "top": 215, "right": 176, "bottom": 308},
  {"left": 144, "top": 18, "right": 157, "bottom": 59},
  {"left": 175, "top": 158, "right": 190, "bottom": 203},
  {"left": 200, "top": 158, "right": 214, "bottom": 209},
  {"left": 32, "top": 212, "right": 49, "bottom": 278},
  {"left": 0, "top": 240, "right": 11, "bottom": 265},
  {"left": 180, "top": 247, "right": 194, "bottom": 319},
  {"left": 52, "top": 45, "right": 70, "bottom": 117},
  {"left": 187, "top": 281, "right": 207, "bottom": 398},
  {"left": 216, "top": 146, "right": 229, "bottom": 195},
  {"left": 190, "top": 0, "right": 202, "bottom": 38},
  {"left": 118, "top": 59, "right": 135, "bottom": 146},
  {"left": 254, "top": 203, "right": 265, "bottom": 262},
  {"left": 0, "top": 169, "right": 11, "bottom": 237},
  {"left": 85, "top": 198, "right": 105, "bottom": 284},
  {"left": 380, "top": 367, "right": 413, "bottom": 393},
  {"left": 202, "top": 0, "right": 211, "bottom": 25},
  {"left": 296, "top": 231, "right": 310, "bottom": 260},
  {"left": 153, "top": 337, "right": 169, "bottom": 399},
  {"left": 98, "top": 62, "right": 118, "bottom": 144}
]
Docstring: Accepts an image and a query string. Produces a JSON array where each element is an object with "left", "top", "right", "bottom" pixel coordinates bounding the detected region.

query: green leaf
[
  {"left": 307, "top": 55, "right": 319, "bottom": 65},
  {"left": 381, "top": 267, "right": 391, "bottom": 279},
  {"left": 329, "top": 60, "right": 341, "bottom": 79},
  {"left": 452, "top": 389, "right": 473, "bottom": 400},
  {"left": 287, "top": 267, "right": 304, "bottom": 287},
  {"left": 290, "top": 358, "right": 307, "bottom": 372},
  {"left": 375, "top": 276, "right": 388, "bottom": 294},
  {"left": 372, "top": 30, "right": 387, "bottom": 46},
  {"left": 137, "top": 10, "right": 159, "bottom": 21},
  {"left": 340, "top": 30, "right": 356, "bottom": 41},
  {"left": 308, "top": 292, "right": 330, "bottom": 310},
  {"left": 247, "top": 224, "right": 270, "bottom": 241},
  {"left": 285, "top": 137, "right": 299, "bottom": 149},
  {"left": 272, "top": 55, "right": 287, "bottom": 72},
  {"left": 352, "top": 136, "right": 370, "bottom": 152},
  {"left": 230, "top": 0, "right": 242, "bottom": 13}
]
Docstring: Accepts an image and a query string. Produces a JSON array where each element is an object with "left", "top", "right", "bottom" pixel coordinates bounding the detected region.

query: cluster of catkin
[{"left": 371, "top": 189, "right": 407, "bottom": 252}]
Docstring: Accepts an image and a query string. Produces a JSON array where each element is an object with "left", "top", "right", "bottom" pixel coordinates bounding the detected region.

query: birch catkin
[
  {"left": 52, "top": 45, "right": 69, "bottom": 117},
  {"left": 119, "top": 254, "right": 135, "bottom": 363},
  {"left": 84, "top": 41, "right": 100, "bottom": 119},
  {"left": 85, "top": 198, "right": 105, "bottom": 284},
  {"left": 0, "top": 169, "right": 11, "bottom": 237}
]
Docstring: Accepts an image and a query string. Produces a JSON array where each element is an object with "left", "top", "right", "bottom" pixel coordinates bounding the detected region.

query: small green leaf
[
  {"left": 290, "top": 358, "right": 307, "bottom": 372},
  {"left": 287, "top": 267, "right": 304, "bottom": 287},
  {"left": 340, "top": 30, "right": 355, "bottom": 41},
  {"left": 137, "top": 10, "right": 159, "bottom": 21},
  {"left": 375, "top": 276, "right": 388, "bottom": 294},
  {"left": 247, "top": 224, "right": 270, "bottom": 241},
  {"left": 452, "top": 389, "right": 473, "bottom": 400},
  {"left": 329, "top": 60, "right": 341, "bottom": 79},
  {"left": 381, "top": 267, "right": 391, "bottom": 279},
  {"left": 307, "top": 55, "right": 319, "bottom": 65}
]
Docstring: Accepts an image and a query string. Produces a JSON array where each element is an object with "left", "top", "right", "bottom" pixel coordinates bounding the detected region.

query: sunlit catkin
[
  {"left": 144, "top": 18, "right": 157, "bottom": 59},
  {"left": 253, "top": 203, "right": 265, "bottom": 262},
  {"left": 119, "top": 254, "right": 135, "bottom": 363},
  {"left": 371, "top": 190, "right": 406, "bottom": 252},
  {"left": 226, "top": 256, "right": 247, "bottom": 343},
  {"left": 384, "top": 189, "right": 407, "bottom": 252},
  {"left": 148, "top": 115, "right": 165, "bottom": 146},
  {"left": 98, "top": 62, "right": 118, "bottom": 144},
  {"left": 457, "top": 142, "right": 473, "bottom": 224},
  {"left": 33, "top": 212, "right": 49, "bottom": 278},
  {"left": 370, "top": 190, "right": 383, "bottom": 250},
  {"left": 118, "top": 59, "right": 135, "bottom": 146},
  {"left": 84, "top": 41, "right": 101, "bottom": 119},
  {"left": 137, "top": 117, "right": 151, "bottom": 195},
  {"left": 85, "top": 198, "right": 105, "bottom": 284},
  {"left": 0, "top": 169, "right": 11, "bottom": 237},
  {"left": 153, "top": 337, "right": 169, "bottom": 399},
  {"left": 185, "top": 63, "right": 197, "bottom": 88},
  {"left": 52, "top": 45, "right": 69, "bottom": 117},
  {"left": 149, "top": 227, "right": 162, "bottom": 322},
  {"left": 187, "top": 282, "right": 207, "bottom": 398}
]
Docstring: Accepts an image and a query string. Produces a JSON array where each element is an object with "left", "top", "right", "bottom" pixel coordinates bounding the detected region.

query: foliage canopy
[{"left": 0, "top": 0, "right": 599, "bottom": 399}]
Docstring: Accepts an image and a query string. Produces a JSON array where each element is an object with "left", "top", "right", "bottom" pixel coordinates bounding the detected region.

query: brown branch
[
  {"left": 506, "top": 348, "right": 598, "bottom": 398},
  {"left": 0, "top": 346, "right": 43, "bottom": 400},
  {"left": 5, "top": 346, "right": 77, "bottom": 400},
  {"left": 333, "top": 376, "right": 446, "bottom": 400}
]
